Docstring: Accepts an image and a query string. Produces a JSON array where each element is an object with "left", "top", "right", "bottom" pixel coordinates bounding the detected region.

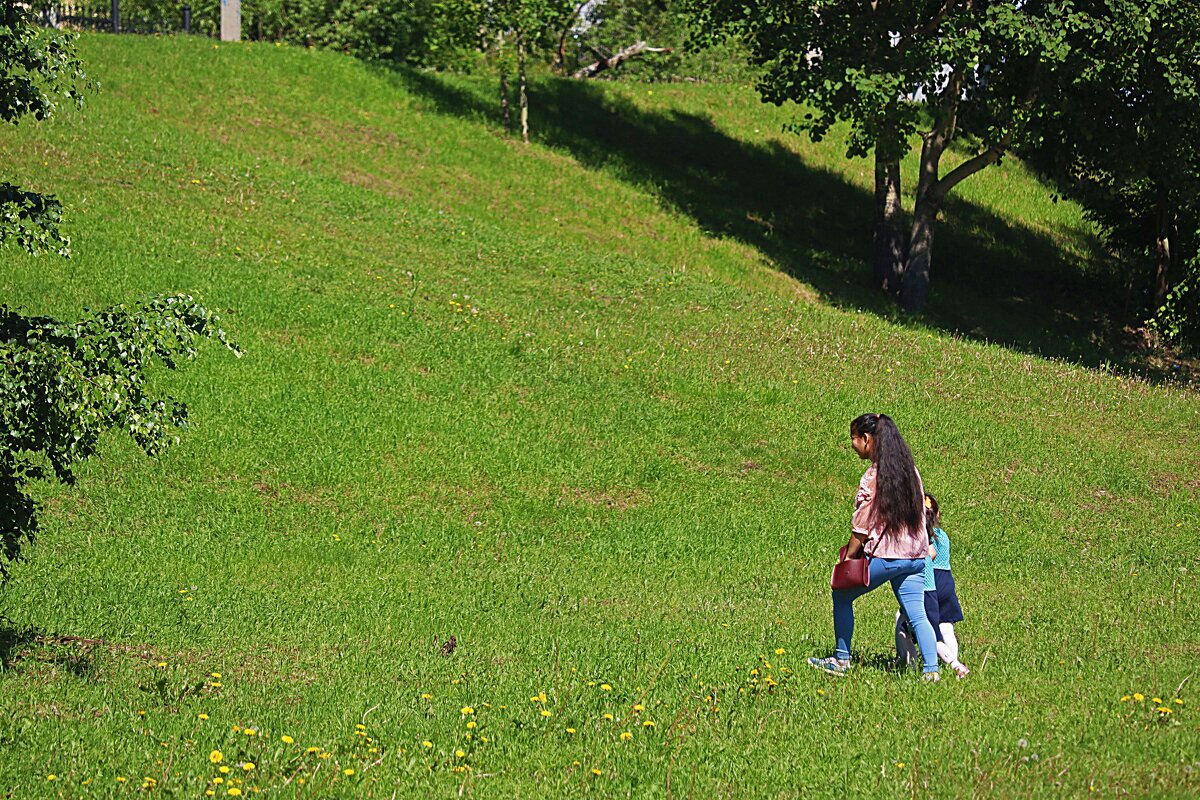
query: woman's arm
[{"left": 845, "top": 531, "right": 867, "bottom": 558}]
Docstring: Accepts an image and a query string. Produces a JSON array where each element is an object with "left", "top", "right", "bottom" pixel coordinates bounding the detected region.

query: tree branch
[
  {"left": 929, "top": 131, "right": 1013, "bottom": 203},
  {"left": 894, "top": 0, "right": 956, "bottom": 53},
  {"left": 929, "top": 77, "right": 1039, "bottom": 203},
  {"left": 573, "top": 41, "right": 672, "bottom": 79}
]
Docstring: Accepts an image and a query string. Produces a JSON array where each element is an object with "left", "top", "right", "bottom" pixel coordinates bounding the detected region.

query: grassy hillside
[{"left": 0, "top": 34, "right": 1197, "bottom": 798}]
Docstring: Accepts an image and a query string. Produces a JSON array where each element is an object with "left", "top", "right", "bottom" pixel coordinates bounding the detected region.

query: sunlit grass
[{"left": 0, "top": 33, "right": 1196, "bottom": 798}]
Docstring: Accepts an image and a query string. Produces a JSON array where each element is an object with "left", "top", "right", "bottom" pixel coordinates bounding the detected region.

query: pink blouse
[{"left": 852, "top": 463, "right": 928, "bottom": 559}]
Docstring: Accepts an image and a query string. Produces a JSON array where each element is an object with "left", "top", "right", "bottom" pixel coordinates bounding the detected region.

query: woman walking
[{"left": 809, "top": 413, "right": 941, "bottom": 680}]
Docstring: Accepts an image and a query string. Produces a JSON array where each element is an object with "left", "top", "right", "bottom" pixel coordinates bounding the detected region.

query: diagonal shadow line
[
  {"left": 382, "top": 66, "right": 1182, "bottom": 383},
  {"left": 0, "top": 620, "right": 39, "bottom": 669}
]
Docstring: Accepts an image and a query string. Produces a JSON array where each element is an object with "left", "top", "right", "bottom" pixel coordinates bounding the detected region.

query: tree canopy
[
  {"left": 1026, "top": 0, "right": 1200, "bottom": 347},
  {"left": 684, "top": 0, "right": 1084, "bottom": 312}
]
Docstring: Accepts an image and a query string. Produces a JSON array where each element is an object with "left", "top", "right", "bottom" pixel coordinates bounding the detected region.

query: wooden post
[{"left": 220, "top": 0, "right": 240, "bottom": 41}]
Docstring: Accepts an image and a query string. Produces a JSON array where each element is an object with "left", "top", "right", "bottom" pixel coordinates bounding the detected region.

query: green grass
[{"left": 0, "top": 33, "right": 1197, "bottom": 798}]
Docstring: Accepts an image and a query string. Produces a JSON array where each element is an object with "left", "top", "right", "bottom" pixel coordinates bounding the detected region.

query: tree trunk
[
  {"left": 901, "top": 198, "right": 938, "bottom": 313},
  {"left": 554, "top": 1, "right": 589, "bottom": 75},
  {"left": 872, "top": 151, "right": 904, "bottom": 295},
  {"left": 898, "top": 131, "right": 947, "bottom": 314},
  {"left": 518, "top": 34, "right": 529, "bottom": 144},
  {"left": 1153, "top": 191, "right": 1175, "bottom": 309},
  {"left": 499, "top": 34, "right": 511, "bottom": 133}
]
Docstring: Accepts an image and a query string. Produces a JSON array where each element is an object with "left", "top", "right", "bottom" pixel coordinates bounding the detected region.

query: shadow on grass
[
  {"left": 389, "top": 68, "right": 1186, "bottom": 383},
  {"left": 0, "top": 621, "right": 97, "bottom": 677},
  {"left": 0, "top": 620, "right": 38, "bottom": 669}
]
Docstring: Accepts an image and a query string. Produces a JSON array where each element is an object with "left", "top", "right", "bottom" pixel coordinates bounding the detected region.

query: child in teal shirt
[{"left": 896, "top": 493, "right": 969, "bottom": 677}]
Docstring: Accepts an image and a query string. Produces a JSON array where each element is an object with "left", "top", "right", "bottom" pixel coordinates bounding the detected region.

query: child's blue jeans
[{"left": 833, "top": 557, "right": 939, "bottom": 673}]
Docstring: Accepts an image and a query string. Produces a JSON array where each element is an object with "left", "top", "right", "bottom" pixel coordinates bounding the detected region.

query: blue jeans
[{"left": 833, "top": 557, "right": 939, "bottom": 673}]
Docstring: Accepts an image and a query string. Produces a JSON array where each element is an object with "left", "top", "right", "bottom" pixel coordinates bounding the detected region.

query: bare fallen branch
[{"left": 573, "top": 41, "right": 672, "bottom": 79}]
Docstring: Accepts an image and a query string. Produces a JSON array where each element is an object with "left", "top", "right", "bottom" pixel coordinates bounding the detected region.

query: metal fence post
[
  {"left": 111, "top": 0, "right": 119, "bottom": 32},
  {"left": 183, "top": 4, "right": 190, "bottom": 32}
]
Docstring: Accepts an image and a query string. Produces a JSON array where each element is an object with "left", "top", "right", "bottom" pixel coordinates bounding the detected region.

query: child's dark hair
[
  {"left": 850, "top": 413, "right": 924, "bottom": 532},
  {"left": 925, "top": 492, "right": 940, "bottom": 533}
]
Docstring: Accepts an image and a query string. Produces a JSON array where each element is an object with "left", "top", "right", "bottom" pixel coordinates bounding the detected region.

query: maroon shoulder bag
[{"left": 830, "top": 544, "right": 870, "bottom": 590}]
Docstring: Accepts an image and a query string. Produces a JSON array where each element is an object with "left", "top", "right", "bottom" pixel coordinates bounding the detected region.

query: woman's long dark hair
[{"left": 851, "top": 413, "right": 924, "bottom": 532}]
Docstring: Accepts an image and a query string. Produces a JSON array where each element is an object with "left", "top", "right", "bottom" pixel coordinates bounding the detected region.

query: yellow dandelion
[
  {"left": 750, "top": 668, "right": 759, "bottom": 677},
  {"left": 566, "top": 727, "right": 577, "bottom": 734},
  {"left": 138, "top": 710, "right": 147, "bottom": 717},
  {"left": 117, "top": 777, "right": 127, "bottom": 783},
  {"left": 633, "top": 703, "right": 644, "bottom": 712},
  {"left": 775, "top": 648, "right": 785, "bottom": 655},
  {"left": 281, "top": 735, "right": 294, "bottom": 744},
  {"left": 355, "top": 723, "right": 366, "bottom": 730},
  {"left": 243, "top": 728, "right": 256, "bottom": 737},
  {"left": 209, "top": 750, "right": 224, "bottom": 764},
  {"left": 466, "top": 720, "right": 477, "bottom": 729},
  {"left": 1119, "top": 696, "right": 1131, "bottom": 702},
  {"left": 211, "top": 681, "right": 223, "bottom": 688},
  {"left": 306, "top": 747, "right": 320, "bottom": 754},
  {"left": 198, "top": 713, "right": 210, "bottom": 720},
  {"left": 343, "top": 768, "right": 355, "bottom": 776},
  {"left": 206, "top": 791, "right": 215, "bottom": 797},
  {"left": 211, "top": 672, "right": 222, "bottom": 679},
  {"left": 455, "top": 749, "right": 466, "bottom": 758},
  {"left": 227, "top": 790, "right": 242, "bottom": 798},
  {"left": 157, "top": 661, "right": 168, "bottom": 668},
  {"left": 422, "top": 740, "right": 433, "bottom": 749},
  {"left": 600, "top": 684, "right": 613, "bottom": 692},
  {"left": 242, "top": 762, "right": 255, "bottom": 771},
  {"left": 591, "top": 768, "right": 602, "bottom": 776},
  {"left": 1134, "top": 693, "right": 1145, "bottom": 702},
  {"left": 620, "top": 731, "right": 633, "bottom": 741},
  {"left": 1152, "top": 697, "right": 1163, "bottom": 705},
  {"left": 1158, "top": 707, "right": 1173, "bottom": 714},
  {"left": 896, "top": 762, "right": 906, "bottom": 768},
  {"left": 219, "top": 766, "right": 230, "bottom": 774},
  {"left": 1175, "top": 699, "right": 1184, "bottom": 705},
  {"left": 460, "top": 706, "right": 475, "bottom": 716},
  {"left": 817, "top": 689, "right": 825, "bottom": 696},
  {"left": 540, "top": 709, "right": 553, "bottom": 718},
  {"left": 602, "top": 713, "right": 614, "bottom": 721},
  {"left": 213, "top": 777, "right": 224, "bottom": 785},
  {"left": 643, "top": 720, "right": 655, "bottom": 727},
  {"left": 46, "top": 775, "right": 57, "bottom": 781},
  {"left": 420, "top": 693, "right": 432, "bottom": 700}
]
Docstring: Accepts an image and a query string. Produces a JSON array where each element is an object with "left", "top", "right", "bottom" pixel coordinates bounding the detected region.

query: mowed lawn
[{"left": 0, "top": 33, "right": 1197, "bottom": 798}]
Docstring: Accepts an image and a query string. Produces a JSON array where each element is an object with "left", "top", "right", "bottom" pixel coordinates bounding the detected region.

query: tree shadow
[
  {"left": 387, "top": 68, "right": 1187, "bottom": 383},
  {"left": 0, "top": 620, "right": 38, "bottom": 668},
  {"left": 0, "top": 621, "right": 98, "bottom": 677}
]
